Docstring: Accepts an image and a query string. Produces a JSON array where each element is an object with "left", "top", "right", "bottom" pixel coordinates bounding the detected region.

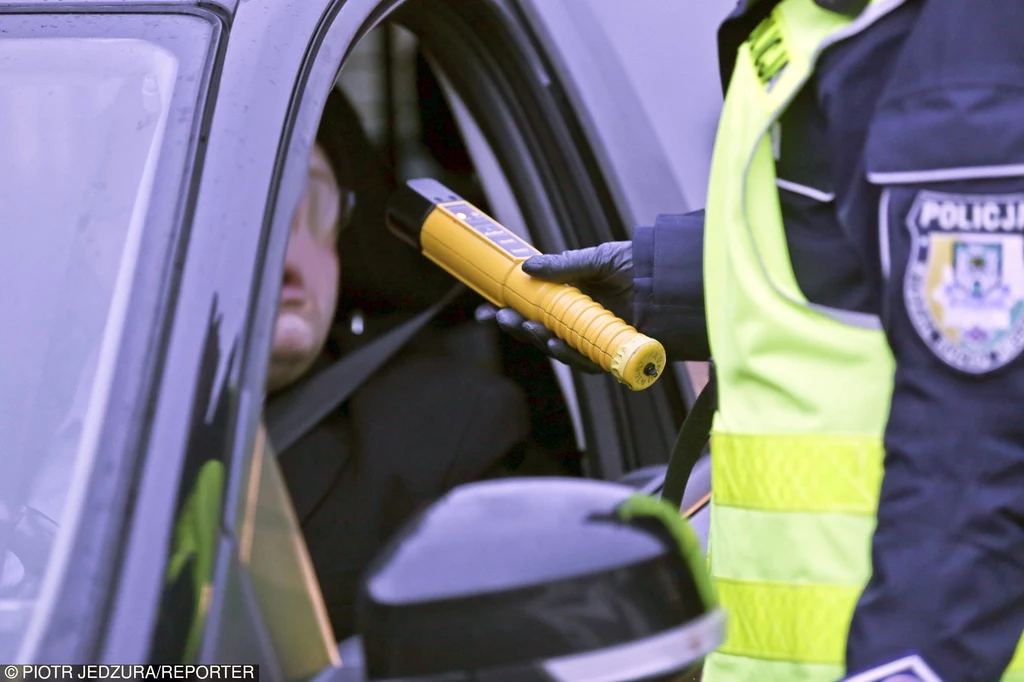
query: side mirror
[{"left": 331, "top": 477, "right": 724, "bottom": 682}]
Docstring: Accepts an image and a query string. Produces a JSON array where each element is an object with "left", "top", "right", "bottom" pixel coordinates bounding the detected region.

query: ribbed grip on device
[{"left": 537, "top": 285, "right": 666, "bottom": 391}]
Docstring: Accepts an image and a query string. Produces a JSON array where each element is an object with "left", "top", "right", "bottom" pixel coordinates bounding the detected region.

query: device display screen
[{"left": 441, "top": 202, "right": 540, "bottom": 259}]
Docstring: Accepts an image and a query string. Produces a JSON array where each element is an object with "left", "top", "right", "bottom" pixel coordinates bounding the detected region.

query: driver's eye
[{"left": 306, "top": 179, "right": 339, "bottom": 242}]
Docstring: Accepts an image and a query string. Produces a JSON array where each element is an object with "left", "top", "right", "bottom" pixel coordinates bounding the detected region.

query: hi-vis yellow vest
[{"left": 701, "top": 0, "right": 1024, "bottom": 680}]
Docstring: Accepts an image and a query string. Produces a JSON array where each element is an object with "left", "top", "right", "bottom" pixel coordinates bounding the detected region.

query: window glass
[{"left": 0, "top": 13, "right": 213, "bottom": 661}]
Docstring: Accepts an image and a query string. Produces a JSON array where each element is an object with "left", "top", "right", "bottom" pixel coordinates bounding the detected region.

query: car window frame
[{"left": 389, "top": 0, "right": 688, "bottom": 480}]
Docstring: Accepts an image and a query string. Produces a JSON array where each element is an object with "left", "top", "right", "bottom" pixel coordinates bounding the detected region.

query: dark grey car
[{"left": 0, "top": 0, "right": 729, "bottom": 676}]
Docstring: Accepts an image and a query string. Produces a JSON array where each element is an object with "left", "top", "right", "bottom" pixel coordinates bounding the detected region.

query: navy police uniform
[{"left": 632, "top": 1, "right": 1024, "bottom": 680}]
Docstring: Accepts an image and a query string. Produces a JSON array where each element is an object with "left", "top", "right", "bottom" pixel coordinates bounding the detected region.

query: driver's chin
[
  {"left": 274, "top": 310, "right": 318, "bottom": 352},
  {"left": 268, "top": 312, "right": 322, "bottom": 393}
]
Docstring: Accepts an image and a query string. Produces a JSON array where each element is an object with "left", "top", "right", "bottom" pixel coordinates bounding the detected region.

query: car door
[
  {"left": 218, "top": 4, "right": 720, "bottom": 669},
  {"left": 96, "top": 0, "right": 724, "bottom": 673}
]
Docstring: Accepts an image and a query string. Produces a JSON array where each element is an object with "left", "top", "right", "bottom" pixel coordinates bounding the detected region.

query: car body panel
[
  {"left": 1, "top": 0, "right": 721, "bottom": 670},
  {"left": 511, "top": 0, "right": 734, "bottom": 225}
]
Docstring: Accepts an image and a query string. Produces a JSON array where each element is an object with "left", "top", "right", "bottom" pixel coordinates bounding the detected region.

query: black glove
[{"left": 492, "top": 241, "right": 634, "bottom": 373}]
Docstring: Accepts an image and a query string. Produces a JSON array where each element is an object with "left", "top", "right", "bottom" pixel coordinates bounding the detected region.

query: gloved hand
[{"left": 491, "top": 241, "right": 634, "bottom": 373}]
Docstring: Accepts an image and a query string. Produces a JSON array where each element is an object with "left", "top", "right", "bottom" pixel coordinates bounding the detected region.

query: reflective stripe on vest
[{"left": 701, "top": 0, "right": 1024, "bottom": 679}]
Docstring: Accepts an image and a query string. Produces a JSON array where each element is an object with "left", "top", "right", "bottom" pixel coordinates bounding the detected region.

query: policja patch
[{"left": 904, "top": 190, "right": 1024, "bottom": 374}]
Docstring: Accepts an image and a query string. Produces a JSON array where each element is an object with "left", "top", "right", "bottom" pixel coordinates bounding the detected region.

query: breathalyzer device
[{"left": 385, "top": 178, "right": 666, "bottom": 391}]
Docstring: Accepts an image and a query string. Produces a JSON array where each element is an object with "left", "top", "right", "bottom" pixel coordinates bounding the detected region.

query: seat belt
[
  {"left": 265, "top": 285, "right": 465, "bottom": 453},
  {"left": 660, "top": 362, "right": 717, "bottom": 510}
]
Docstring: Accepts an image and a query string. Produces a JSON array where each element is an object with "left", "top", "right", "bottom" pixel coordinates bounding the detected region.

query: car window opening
[{"left": 259, "top": 17, "right": 586, "bottom": 645}]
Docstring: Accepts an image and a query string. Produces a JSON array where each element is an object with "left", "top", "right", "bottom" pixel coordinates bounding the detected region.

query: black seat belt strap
[
  {"left": 265, "top": 285, "right": 464, "bottom": 453},
  {"left": 660, "top": 362, "right": 717, "bottom": 510}
]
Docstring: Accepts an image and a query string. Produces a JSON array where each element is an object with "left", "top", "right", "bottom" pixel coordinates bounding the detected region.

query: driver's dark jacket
[
  {"left": 632, "top": 1, "right": 1024, "bottom": 679},
  {"left": 269, "top": 325, "right": 529, "bottom": 641}
]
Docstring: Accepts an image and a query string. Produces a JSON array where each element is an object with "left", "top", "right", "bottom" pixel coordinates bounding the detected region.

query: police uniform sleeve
[
  {"left": 632, "top": 211, "right": 710, "bottom": 361},
  {"left": 835, "top": 2, "right": 1024, "bottom": 679}
]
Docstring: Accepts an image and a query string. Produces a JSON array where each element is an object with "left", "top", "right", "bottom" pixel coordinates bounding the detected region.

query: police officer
[{"left": 496, "top": 1, "right": 1024, "bottom": 680}]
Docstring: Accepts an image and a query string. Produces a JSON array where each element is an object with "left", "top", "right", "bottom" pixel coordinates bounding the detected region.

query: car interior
[
  {"left": 316, "top": 13, "right": 709, "bottom": 494},
  {"left": 320, "top": 22, "right": 586, "bottom": 481}
]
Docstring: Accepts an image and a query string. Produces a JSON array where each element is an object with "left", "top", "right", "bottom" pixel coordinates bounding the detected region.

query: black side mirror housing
[{"left": 350, "top": 477, "right": 724, "bottom": 682}]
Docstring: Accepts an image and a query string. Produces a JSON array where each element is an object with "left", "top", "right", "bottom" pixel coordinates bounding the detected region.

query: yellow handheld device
[{"left": 385, "top": 179, "right": 666, "bottom": 391}]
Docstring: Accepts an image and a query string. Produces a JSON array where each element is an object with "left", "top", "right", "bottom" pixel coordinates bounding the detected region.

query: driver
[{"left": 264, "top": 87, "right": 537, "bottom": 641}]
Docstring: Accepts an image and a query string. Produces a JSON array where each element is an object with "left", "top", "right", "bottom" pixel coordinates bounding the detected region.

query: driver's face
[{"left": 267, "top": 143, "right": 342, "bottom": 394}]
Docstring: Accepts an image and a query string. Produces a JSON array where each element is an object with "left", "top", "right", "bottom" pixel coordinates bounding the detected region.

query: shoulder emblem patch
[{"left": 905, "top": 190, "right": 1024, "bottom": 374}]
